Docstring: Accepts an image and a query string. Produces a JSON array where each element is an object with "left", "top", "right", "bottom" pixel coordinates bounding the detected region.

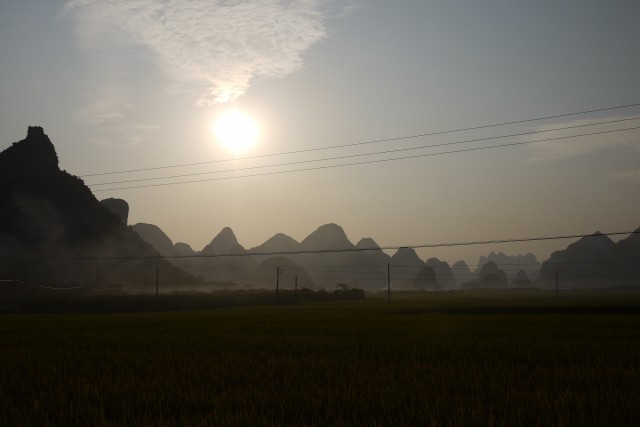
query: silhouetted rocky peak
[
  {"left": 356, "top": 238, "right": 380, "bottom": 250},
  {"left": 250, "top": 233, "right": 300, "bottom": 254},
  {"left": 567, "top": 232, "right": 615, "bottom": 255},
  {"left": 476, "top": 250, "right": 540, "bottom": 281},
  {"left": 426, "top": 257, "right": 447, "bottom": 267},
  {"left": 132, "top": 223, "right": 176, "bottom": 257},
  {"left": 425, "top": 258, "right": 456, "bottom": 290},
  {"left": 413, "top": 265, "right": 438, "bottom": 289},
  {"left": 391, "top": 247, "right": 424, "bottom": 266},
  {"left": 202, "top": 227, "right": 245, "bottom": 255},
  {"left": 301, "top": 223, "right": 355, "bottom": 251},
  {"left": 174, "top": 242, "right": 196, "bottom": 256},
  {"left": 479, "top": 261, "right": 499, "bottom": 274},
  {"left": 541, "top": 232, "right": 615, "bottom": 268},
  {"left": 535, "top": 226, "right": 640, "bottom": 288},
  {"left": 478, "top": 251, "right": 538, "bottom": 268},
  {"left": 478, "top": 261, "right": 508, "bottom": 288},
  {"left": 615, "top": 227, "right": 640, "bottom": 255},
  {"left": 100, "top": 198, "right": 129, "bottom": 225},
  {"left": 513, "top": 269, "right": 532, "bottom": 287},
  {"left": 0, "top": 128, "right": 198, "bottom": 287},
  {"left": 451, "top": 260, "right": 472, "bottom": 286},
  {"left": 1, "top": 126, "right": 59, "bottom": 178}
]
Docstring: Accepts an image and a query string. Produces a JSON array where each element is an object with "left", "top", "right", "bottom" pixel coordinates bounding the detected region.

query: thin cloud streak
[
  {"left": 72, "top": 97, "right": 132, "bottom": 127},
  {"left": 609, "top": 169, "right": 640, "bottom": 184},
  {"left": 64, "top": 0, "right": 352, "bottom": 105}
]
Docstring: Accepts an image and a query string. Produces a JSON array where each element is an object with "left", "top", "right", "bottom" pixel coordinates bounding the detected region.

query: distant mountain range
[
  {"left": 130, "top": 221, "right": 550, "bottom": 291},
  {"left": 475, "top": 251, "right": 540, "bottom": 282},
  {"left": 133, "top": 219, "right": 639, "bottom": 291},
  {"left": 2, "top": 127, "right": 638, "bottom": 291}
]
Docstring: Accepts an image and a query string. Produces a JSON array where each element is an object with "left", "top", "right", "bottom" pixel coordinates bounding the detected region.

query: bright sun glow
[{"left": 213, "top": 110, "right": 259, "bottom": 153}]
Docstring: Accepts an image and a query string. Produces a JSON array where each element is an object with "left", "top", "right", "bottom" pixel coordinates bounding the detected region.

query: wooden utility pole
[
  {"left": 294, "top": 275, "right": 298, "bottom": 301},
  {"left": 276, "top": 266, "right": 283, "bottom": 299},
  {"left": 387, "top": 263, "right": 391, "bottom": 305},
  {"left": 156, "top": 267, "right": 159, "bottom": 297},
  {"left": 555, "top": 271, "right": 559, "bottom": 297}
]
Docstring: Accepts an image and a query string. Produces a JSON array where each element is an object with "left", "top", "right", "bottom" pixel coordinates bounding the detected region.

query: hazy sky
[{"left": 1, "top": 0, "right": 639, "bottom": 265}]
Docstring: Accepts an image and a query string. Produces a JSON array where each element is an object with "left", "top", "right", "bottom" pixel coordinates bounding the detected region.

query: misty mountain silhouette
[
  {"left": 391, "top": 247, "right": 424, "bottom": 266},
  {"left": 126, "top": 213, "right": 640, "bottom": 291},
  {"left": 513, "top": 269, "right": 533, "bottom": 287},
  {"left": 451, "top": 260, "right": 472, "bottom": 287},
  {"left": 132, "top": 223, "right": 179, "bottom": 258},
  {"left": 355, "top": 238, "right": 379, "bottom": 250},
  {"left": 0, "top": 127, "right": 198, "bottom": 288},
  {"left": 174, "top": 242, "right": 196, "bottom": 256},
  {"left": 614, "top": 226, "right": 640, "bottom": 280},
  {"left": 462, "top": 261, "right": 508, "bottom": 289},
  {"left": 190, "top": 227, "right": 257, "bottom": 282},
  {"left": 390, "top": 247, "right": 424, "bottom": 288},
  {"left": 537, "top": 230, "right": 640, "bottom": 288},
  {"left": 355, "top": 238, "right": 392, "bottom": 265},
  {"left": 201, "top": 226, "right": 246, "bottom": 255},
  {"left": 249, "top": 233, "right": 300, "bottom": 254},
  {"left": 425, "top": 258, "right": 456, "bottom": 290},
  {"left": 413, "top": 265, "right": 438, "bottom": 289},
  {"left": 476, "top": 251, "right": 540, "bottom": 283},
  {"left": 300, "top": 223, "right": 355, "bottom": 251}
]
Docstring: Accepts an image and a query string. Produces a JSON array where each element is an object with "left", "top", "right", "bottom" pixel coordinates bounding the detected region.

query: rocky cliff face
[
  {"left": 100, "top": 198, "right": 129, "bottom": 225},
  {"left": 0, "top": 127, "right": 198, "bottom": 288},
  {"left": 1, "top": 126, "right": 59, "bottom": 176}
]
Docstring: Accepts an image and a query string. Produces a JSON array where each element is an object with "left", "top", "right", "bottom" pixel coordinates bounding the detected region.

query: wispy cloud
[
  {"left": 525, "top": 116, "right": 640, "bottom": 162},
  {"left": 72, "top": 97, "right": 132, "bottom": 127},
  {"left": 64, "top": 0, "right": 353, "bottom": 105},
  {"left": 609, "top": 169, "right": 640, "bottom": 184}
]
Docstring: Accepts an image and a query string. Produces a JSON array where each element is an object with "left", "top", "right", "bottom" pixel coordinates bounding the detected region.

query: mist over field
[{"left": 2, "top": 1, "right": 640, "bottom": 425}]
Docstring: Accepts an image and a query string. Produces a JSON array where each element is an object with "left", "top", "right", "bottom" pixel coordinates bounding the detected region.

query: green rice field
[{"left": 1, "top": 290, "right": 640, "bottom": 426}]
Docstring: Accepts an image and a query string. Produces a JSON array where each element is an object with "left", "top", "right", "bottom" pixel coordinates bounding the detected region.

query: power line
[
  {"left": 4, "top": 110, "right": 638, "bottom": 190},
  {"left": 1, "top": 229, "right": 636, "bottom": 262},
  {"left": 5, "top": 124, "right": 640, "bottom": 199},
  {"left": 85, "top": 115, "right": 640, "bottom": 187},
  {"left": 79, "top": 124, "right": 640, "bottom": 193},
  {"left": 78, "top": 102, "right": 640, "bottom": 178}
]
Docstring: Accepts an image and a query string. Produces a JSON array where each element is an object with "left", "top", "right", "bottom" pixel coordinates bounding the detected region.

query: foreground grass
[{"left": 1, "top": 292, "right": 640, "bottom": 425}]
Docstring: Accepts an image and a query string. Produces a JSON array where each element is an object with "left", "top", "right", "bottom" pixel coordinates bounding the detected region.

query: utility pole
[
  {"left": 555, "top": 271, "right": 559, "bottom": 297},
  {"left": 294, "top": 275, "right": 298, "bottom": 301},
  {"left": 387, "top": 263, "right": 391, "bottom": 305},
  {"left": 276, "top": 266, "right": 283, "bottom": 300},
  {"left": 156, "top": 267, "right": 159, "bottom": 297}
]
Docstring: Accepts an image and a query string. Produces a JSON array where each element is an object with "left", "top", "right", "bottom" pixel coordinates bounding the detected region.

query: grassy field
[{"left": 1, "top": 290, "right": 640, "bottom": 425}]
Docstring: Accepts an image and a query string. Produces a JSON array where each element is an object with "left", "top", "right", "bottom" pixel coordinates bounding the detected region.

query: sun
[{"left": 213, "top": 110, "right": 259, "bottom": 153}]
